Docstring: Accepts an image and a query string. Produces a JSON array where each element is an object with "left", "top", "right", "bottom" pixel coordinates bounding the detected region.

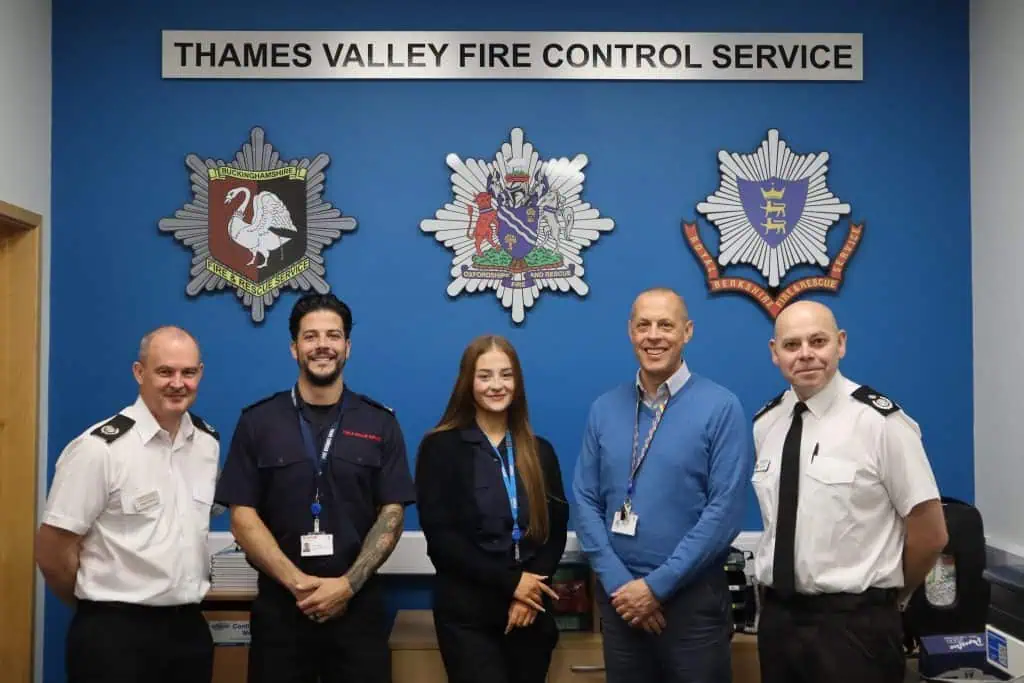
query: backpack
[{"left": 902, "top": 496, "right": 989, "bottom": 653}]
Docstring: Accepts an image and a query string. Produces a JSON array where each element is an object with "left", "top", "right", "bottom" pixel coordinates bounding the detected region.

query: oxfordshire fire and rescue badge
[
  {"left": 159, "top": 127, "right": 356, "bottom": 322},
  {"left": 683, "top": 129, "right": 864, "bottom": 318},
  {"left": 420, "top": 127, "right": 615, "bottom": 324}
]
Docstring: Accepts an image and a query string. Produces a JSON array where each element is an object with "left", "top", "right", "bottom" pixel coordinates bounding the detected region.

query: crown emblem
[
  {"left": 760, "top": 185, "right": 785, "bottom": 200},
  {"left": 504, "top": 165, "right": 531, "bottom": 184}
]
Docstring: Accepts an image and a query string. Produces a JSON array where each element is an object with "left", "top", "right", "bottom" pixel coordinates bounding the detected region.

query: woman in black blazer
[{"left": 415, "top": 334, "right": 569, "bottom": 683}]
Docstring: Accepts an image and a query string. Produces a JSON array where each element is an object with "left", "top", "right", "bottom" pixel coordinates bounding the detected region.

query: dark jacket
[{"left": 415, "top": 426, "right": 569, "bottom": 626}]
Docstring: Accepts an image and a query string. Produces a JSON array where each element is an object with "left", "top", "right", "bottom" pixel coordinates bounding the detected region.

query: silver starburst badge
[
  {"left": 420, "top": 127, "right": 615, "bottom": 324},
  {"left": 159, "top": 127, "right": 356, "bottom": 322}
]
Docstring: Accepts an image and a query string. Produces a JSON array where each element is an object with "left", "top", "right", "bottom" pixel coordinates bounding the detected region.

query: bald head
[
  {"left": 774, "top": 300, "right": 839, "bottom": 339},
  {"left": 770, "top": 300, "right": 846, "bottom": 400},
  {"left": 138, "top": 326, "right": 200, "bottom": 365},
  {"left": 630, "top": 287, "right": 688, "bottom": 323}
]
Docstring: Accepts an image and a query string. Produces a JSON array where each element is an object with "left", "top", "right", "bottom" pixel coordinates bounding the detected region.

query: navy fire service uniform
[{"left": 215, "top": 386, "right": 416, "bottom": 683}]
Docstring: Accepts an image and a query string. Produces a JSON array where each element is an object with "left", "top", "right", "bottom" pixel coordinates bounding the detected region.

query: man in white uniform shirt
[
  {"left": 750, "top": 301, "right": 948, "bottom": 683},
  {"left": 35, "top": 326, "right": 220, "bottom": 683}
]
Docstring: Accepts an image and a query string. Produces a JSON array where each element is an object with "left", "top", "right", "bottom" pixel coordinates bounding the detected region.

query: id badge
[
  {"left": 300, "top": 533, "right": 334, "bottom": 557},
  {"left": 612, "top": 510, "right": 638, "bottom": 536}
]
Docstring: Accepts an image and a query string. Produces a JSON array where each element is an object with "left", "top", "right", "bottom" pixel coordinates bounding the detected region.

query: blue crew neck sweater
[{"left": 571, "top": 372, "right": 754, "bottom": 601}]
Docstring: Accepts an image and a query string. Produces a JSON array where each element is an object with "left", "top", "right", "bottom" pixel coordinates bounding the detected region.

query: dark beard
[{"left": 300, "top": 357, "right": 343, "bottom": 387}]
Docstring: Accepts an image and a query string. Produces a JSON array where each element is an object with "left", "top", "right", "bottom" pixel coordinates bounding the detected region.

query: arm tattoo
[{"left": 346, "top": 503, "right": 405, "bottom": 592}]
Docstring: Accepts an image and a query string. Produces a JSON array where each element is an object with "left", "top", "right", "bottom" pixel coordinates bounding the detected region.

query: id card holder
[
  {"left": 300, "top": 533, "right": 334, "bottom": 557},
  {"left": 612, "top": 510, "right": 638, "bottom": 536}
]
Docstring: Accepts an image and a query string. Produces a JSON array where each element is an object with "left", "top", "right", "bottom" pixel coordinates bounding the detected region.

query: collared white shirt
[
  {"left": 751, "top": 371, "right": 940, "bottom": 594},
  {"left": 635, "top": 361, "right": 691, "bottom": 408},
  {"left": 42, "top": 396, "right": 220, "bottom": 605}
]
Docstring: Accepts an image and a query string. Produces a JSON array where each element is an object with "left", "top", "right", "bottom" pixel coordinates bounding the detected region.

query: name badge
[
  {"left": 754, "top": 459, "right": 771, "bottom": 473},
  {"left": 612, "top": 510, "right": 638, "bottom": 537},
  {"left": 300, "top": 533, "right": 334, "bottom": 557},
  {"left": 133, "top": 490, "right": 161, "bottom": 513}
]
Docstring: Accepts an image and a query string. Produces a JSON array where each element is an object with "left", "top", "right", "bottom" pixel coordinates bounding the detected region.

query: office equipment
[{"left": 985, "top": 564, "right": 1024, "bottom": 677}]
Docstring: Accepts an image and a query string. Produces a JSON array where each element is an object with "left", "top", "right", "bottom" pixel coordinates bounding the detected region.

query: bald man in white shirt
[
  {"left": 35, "top": 326, "right": 220, "bottom": 683},
  {"left": 750, "top": 301, "right": 948, "bottom": 683}
]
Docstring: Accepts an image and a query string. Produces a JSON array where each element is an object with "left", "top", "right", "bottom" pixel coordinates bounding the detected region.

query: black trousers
[
  {"left": 757, "top": 587, "right": 906, "bottom": 683},
  {"left": 66, "top": 600, "right": 213, "bottom": 683},
  {"left": 433, "top": 606, "right": 560, "bottom": 683},
  {"left": 596, "top": 569, "right": 733, "bottom": 683},
  {"left": 247, "top": 580, "right": 390, "bottom": 683}
]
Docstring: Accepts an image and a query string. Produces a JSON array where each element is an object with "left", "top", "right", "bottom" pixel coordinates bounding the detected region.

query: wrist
[{"left": 642, "top": 576, "right": 666, "bottom": 603}]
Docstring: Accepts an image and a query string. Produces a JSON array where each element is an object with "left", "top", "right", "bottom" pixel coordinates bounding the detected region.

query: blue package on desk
[{"left": 919, "top": 633, "right": 1003, "bottom": 679}]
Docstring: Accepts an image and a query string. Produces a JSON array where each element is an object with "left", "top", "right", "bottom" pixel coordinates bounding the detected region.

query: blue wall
[{"left": 45, "top": 0, "right": 970, "bottom": 680}]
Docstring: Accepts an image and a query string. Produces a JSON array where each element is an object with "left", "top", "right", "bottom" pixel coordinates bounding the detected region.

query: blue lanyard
[
  {"left": 493, "top": 431, "right": 522, "bottom": 562},
  {"left": 624, "top": 391, "right": 667, "bottom": 514},
  {"left": 291, "top": 386, "right": 343, "bottom": 532}
]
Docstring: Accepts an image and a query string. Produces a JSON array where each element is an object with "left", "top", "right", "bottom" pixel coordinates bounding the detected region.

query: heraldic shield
[{"left": 207, "top": 167, "right": 308, "bottom": 286}]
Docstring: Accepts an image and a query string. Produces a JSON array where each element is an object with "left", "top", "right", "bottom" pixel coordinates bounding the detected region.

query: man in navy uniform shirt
[{"left": 215, "top": 293, "right": 416, "bottom": 683}]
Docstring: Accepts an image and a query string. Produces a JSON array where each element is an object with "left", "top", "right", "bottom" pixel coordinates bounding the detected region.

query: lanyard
[
  {"left": 624, "top": 391, "right": 668, "bottom": 514},
  {"left": 493, "top": 432, "right": 522, "bottom": 562},
  {"left": 291, "top": 386, "right": 343, "bottom": 533}
]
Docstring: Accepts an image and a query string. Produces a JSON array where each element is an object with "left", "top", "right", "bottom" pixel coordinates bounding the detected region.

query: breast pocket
[
  {"left": 805, "top": 456, "right": 857, "bottom": 519},
  {"left": 331, "top": 443, "right": 382, "bottom": 504},
  {"left": 256, "top": 450, "right": 310, "bottom": 505},
  {"left": 117, "top": 487, "right": 166, "bottom": 537},
  {"left": 193, "top": 480, "right": 216, "bottom": 527},
  {"left": 121, "top": 489, "right": 164, "bottom": 516},
  {"left": 751, "top": 464, "right": 778, "bottom": 528}
]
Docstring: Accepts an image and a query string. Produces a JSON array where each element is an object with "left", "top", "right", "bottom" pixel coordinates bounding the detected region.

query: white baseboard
[{"left": 209, "top": 530, "right": 764, "bottom": 575}]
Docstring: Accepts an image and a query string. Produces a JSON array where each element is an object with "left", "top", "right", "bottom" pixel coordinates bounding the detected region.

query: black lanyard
[{"left": 290, "top": 386, "right": 343, "bottom": 529}]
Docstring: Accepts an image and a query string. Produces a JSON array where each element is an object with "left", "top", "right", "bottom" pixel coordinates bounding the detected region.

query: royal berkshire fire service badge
[
  {"left": 683, "top": 129, "right": 863, "bottom": 318},
  {"left": 159, "top": 127, "right": 356, "bottom": 322},
  {"left": 420, "top": 127, "right": 615, "bottom": 324}
]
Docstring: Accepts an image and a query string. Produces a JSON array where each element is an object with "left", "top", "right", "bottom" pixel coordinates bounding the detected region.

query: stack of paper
[{"left": 209, "top": 544, "right": 258, "bottom": 593}]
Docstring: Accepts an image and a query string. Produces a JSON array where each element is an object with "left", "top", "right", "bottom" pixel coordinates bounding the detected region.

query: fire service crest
[
  {"left": 684, "top": 129, "right": 863, "bottom": 318},
  {"left": 420, "top": 127, "right": 615, "bottom": 324},
  {"left": 159, "top": 127, "right": 356, "bottom": 322}
]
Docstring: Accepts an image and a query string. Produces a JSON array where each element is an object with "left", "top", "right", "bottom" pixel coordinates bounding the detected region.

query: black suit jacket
[{"left": 415, "top": 426, "right": 569, "bottom": 625}]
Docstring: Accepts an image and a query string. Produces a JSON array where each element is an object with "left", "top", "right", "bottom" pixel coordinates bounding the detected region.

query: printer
[{"left": 985, "top": 564, "right": 1024, "bottom": 677}]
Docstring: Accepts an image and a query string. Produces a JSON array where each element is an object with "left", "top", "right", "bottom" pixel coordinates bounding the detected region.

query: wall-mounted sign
[
  {"left": 420, "top": 127, "right": 615, "bottom": 324},
  {"left": 159, "top": 127, "right": 356, "bottom": 322},
  {"left": 161, "top": 31, "right": 862, "bottom": 81},
  {"left": 683, "top": 129, "right": 863, "bottom": 318}
]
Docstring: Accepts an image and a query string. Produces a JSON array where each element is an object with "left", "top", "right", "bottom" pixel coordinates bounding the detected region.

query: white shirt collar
[
  {"left": 636, "top": 360, "right": 691, "bottom": 406},
  {"left": 124, "top": 395, "right": 195, "bottom": 445},
  {"left": 788, "top": 369, "right": 844, "bottom": 419}
]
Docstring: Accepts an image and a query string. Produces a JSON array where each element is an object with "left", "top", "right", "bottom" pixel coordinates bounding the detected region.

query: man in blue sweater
[{"left": 572, "top": 287, "right": 754, "bottom": 683}]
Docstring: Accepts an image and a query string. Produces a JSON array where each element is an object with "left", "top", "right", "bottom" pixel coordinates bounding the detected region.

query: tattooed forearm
[{"left": 345, "top": 504, "right": 405, "bottom": 593}]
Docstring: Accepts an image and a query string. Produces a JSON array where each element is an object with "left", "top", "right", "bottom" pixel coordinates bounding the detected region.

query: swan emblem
[{"left": 223, "top": 187, "right": 299, "bottom": 268}]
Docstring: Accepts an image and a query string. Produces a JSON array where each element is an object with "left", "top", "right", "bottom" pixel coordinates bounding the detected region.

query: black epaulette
[
  {"left": 851, "top": 385, "right": 902, "bottom": 416},
  {"left": 753, "top": 391, "right": 786, "bottom": 423},
  {"left": 90, "top": 414, "right": 135, "bottom": 444},
  {"left": 240, "top": 392, "right": 284, "bottom": 414},
  {"left": 189, "top": 412, "right": 219, "bottom": 440},
  {"left": 358, "top": 393, "right": 394, "bottom": 414}
]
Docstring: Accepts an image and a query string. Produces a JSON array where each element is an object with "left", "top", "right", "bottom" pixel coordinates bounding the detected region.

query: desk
[
  {"left": 201, "top": 590, "right": 256, "bottom": 683},
  {"left": 389, "top": 610, "right": 762, "bottom": 683}
]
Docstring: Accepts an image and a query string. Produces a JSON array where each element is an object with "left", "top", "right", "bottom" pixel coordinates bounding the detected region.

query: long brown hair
[{"left": 431, "top": 335, "right": 549, "bottom": 541}]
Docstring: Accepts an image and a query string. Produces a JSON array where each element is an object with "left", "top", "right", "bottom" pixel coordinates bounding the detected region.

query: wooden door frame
[{"left": 0, "top": 199, "right": 43, "bottom": 683}]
